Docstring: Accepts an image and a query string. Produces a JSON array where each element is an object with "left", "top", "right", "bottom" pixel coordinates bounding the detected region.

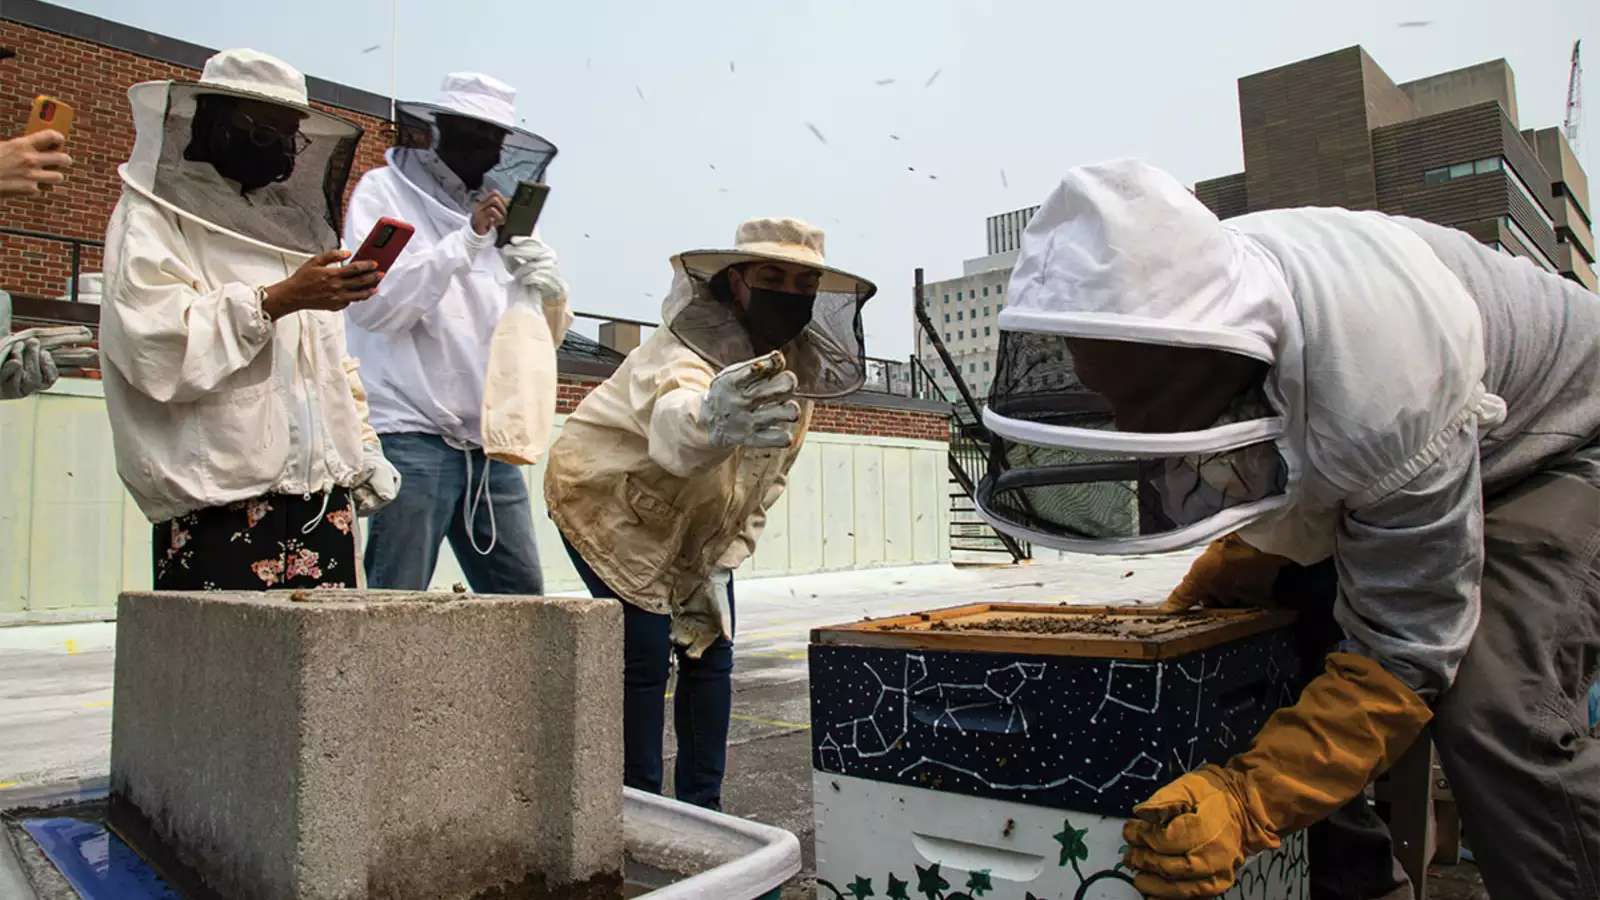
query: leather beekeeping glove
[
  {"left": 1123, "top": 653, "right": 1432, "bottom": 898},
  {"left": 1159, "top": 533, "right": 1291, "bottom": 613},
  {"left": 670, "top": 568, "right": 733, "bottom": 659},
  {"left": 701, "top": 351, "right": 800, "bottom": 450}
]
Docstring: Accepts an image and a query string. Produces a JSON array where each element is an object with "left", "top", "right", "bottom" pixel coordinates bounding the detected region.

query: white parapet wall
[{"left": 0, "top": 380, "right": 952, "bottom": 622}]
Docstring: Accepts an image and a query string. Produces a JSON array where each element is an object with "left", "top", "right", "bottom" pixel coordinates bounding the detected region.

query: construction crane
[{"left": 1566, "top": 40, "right": 1582, "bottom": 152}]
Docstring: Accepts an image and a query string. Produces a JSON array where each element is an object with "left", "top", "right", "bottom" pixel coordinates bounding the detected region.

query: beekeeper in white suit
[
  {"left": 344, "top": 72, "right": 570, "bottom": 594},
  {"left": 100, "top": 49, "right": 399, "bottom": 591},
  {"left": 974, "top": 159, "right": 1600, "bottom": 899},
  {"left": 545, "top": 217, "right": 875, "bottom": 810}
]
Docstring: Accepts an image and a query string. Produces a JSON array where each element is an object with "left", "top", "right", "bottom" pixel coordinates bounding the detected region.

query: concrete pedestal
[{"left": 110, "top": 590, "right": 623, "bottom": 900}]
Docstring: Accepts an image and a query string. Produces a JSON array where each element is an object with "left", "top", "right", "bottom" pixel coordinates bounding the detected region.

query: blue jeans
[
  {"left": 364, "top": 432, "right": 543, "bottom": 594},
  {"left": 560, "top": 534, "right": 734, "bottom": 811}
]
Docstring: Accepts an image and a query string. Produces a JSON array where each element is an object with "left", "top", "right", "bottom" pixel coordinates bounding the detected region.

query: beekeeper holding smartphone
[
  {"left": 344, "top": 72, "right": 571, "bottom": 594},
  {"left": 545, "top": 217, "right": 876, "bottom": 810}
]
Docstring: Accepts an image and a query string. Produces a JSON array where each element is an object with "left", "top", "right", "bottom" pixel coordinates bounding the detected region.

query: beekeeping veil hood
[
  {"left": 392, "top": 72, "right": 556, "bottom": 214},
  {"left": 667, "top": 217, "right": 877, "bottom": 399},
  {"left": 119, "top": 48, "right": 361, "bottom": 257},
  {"left": 976, "top": 159, "right": 1502, "bottom": 560}
]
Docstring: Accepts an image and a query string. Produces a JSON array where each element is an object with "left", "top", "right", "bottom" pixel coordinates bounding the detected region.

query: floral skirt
[{"left": 152, "top": 489, "right": 357, "bottom": 591}]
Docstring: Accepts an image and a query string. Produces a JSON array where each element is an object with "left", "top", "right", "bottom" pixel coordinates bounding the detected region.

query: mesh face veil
[
  {"left": 664, "top": 264, "right": 872, "bottom": 399},
  {"left": 391, "top": 102, "right": 556, "bottom": 212},
  {"left": 122, "top": 81, "right": 360, "bottom": 255},
  {"left": 975, "top": 329, "right": 1290, "bottom": 555}
]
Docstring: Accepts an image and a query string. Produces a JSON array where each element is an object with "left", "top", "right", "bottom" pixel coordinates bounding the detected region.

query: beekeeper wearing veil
[
  {"left": 100, "top": 48, "right": 398, "bottom": 591},
  {"left": 545, "top": 217, "right": 876, "bottom": 810},
  {"left": 344, "top": 72, "right": 571, "bottom": 594}
]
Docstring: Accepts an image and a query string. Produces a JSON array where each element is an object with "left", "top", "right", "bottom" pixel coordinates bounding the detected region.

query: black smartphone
[{"left": 496, "top": 181, "right": 550, "bottom": 248}]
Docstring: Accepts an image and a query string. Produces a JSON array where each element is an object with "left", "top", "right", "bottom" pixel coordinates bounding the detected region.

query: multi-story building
[
  {"left": 915, "top": 205, "right": 1038, "bottom": 401},
  {"left": 1196, "top": 46, "right": 1595, "bottom": 290}
]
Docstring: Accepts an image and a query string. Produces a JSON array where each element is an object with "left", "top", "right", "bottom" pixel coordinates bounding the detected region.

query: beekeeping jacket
[
  {"left": 343, "top": 73, "right": 568, "bottom": 454},
  {"left": 545, "top": 263, "right": 813, "bottom": 615},
  {"left": 100, "top": 49, "right": 380, "bottom": 523}
]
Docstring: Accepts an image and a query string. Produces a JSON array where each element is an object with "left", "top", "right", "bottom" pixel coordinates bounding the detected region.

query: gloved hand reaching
[
  {"left": 0, "top": 337, "right": 58, "bottom": 400},
  {"left": 670, "top": 568, "right": 733, "bottom": 659},
  {"left": 500, "top": 236, "right": 568, "bottom": 304},
  {"left": 1159, "top": 533, "right": 1290, "bottom": 613},
  {"left": 1122, "top": 653, "right": 1432, "bottom": 898},
  {"left": 702, "top": 352, "right": 801, "bottom": 450},
  {"left": 351, "top": 443, "right": 402, "bottom": 516}
]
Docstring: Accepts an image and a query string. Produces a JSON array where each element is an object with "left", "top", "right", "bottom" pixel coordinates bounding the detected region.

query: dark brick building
[{"left": 1196, "top": 46, "right": 1595, "bottom": 291}]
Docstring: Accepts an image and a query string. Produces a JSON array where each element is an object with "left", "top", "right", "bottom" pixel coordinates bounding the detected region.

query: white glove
[
  {"left": 701, "top": 352, "right": 800, "bottom": 450},
  {"left": 670, "top": 568, "right": 733, "bottom": 659},
  {"left": 0, "top": 338, "right": 58, "bottom": 400},
  {"left": 500, "top": 236, "right": 568, "bottom": 304},
  {"left": 351, "top": 444, "right": 402, "bottom": 516}
]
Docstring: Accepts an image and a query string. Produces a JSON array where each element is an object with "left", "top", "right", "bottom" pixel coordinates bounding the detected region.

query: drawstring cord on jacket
[{"left": 461, "top": 447, "right": 498, "bottom": 556}]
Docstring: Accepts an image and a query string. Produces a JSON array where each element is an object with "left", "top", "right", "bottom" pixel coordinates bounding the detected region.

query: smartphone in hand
[
  {"left": 350, "top": 218, "right": 414, "bottom": 272},
  {"left": 496, "top": 181, "right": 550, "bottom": 248},
  {"left": 26, "top": 96, "right": 74, "bottom": 139}
]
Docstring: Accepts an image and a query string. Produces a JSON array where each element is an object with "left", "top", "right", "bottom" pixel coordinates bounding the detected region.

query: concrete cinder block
[{"left": 109, "top": 590, "right": 624, "bottom": 899}]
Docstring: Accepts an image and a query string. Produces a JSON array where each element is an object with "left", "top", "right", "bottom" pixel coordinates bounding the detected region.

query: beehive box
[{"left": 809, "top": 604, "right": 1309, "bottom": 900}]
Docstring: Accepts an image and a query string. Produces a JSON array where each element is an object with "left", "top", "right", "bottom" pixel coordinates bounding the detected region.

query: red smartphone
[
  {"left": 350, "top": 217, "right": 414, "bottom": 272},
  {"left": 25, "top": 96, "right": 74, "bottom": 139}
]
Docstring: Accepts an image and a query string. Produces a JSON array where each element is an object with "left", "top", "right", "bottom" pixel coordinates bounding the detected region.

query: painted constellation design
[
  {"left": 912, "top": 660, "right": 1048, "bottom": 737},
  {"left": 896, "top": 750, "right": 1163, "bottom": 794},
  {"left": 1090, "top": 660, "right": 1163, "bottom": 723},
  {"left": 817, "top": 654, "right": 929, "bottom": 772}
]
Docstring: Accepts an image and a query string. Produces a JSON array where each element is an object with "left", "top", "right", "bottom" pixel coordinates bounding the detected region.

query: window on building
[
  {"left": 944, "top": 333, "right": 951, "bottom": 342},
  {"left": 957, "top": 311, "right": 963, "bottom": 321},
  {"left": 958, "top": 330, "right": 964, "bottom": 340},
  {"left": 969, "top": 290, "right": 976, "bottom": 299},
  {"left": 982, "top": 286, "right": 989, "bottom": 297},
  {"left": 943, "top": 293, "right": 950, "bottom": 304},
  {"left": 943, "top": 313, "right": 949, "bottom": 323},
  {"left": 985, "top": 326, "right": 992, "bottom": 337},
  {"left": 996, "top": 283, "right": 1003, "bottom": 294},
  {"left": 969, "top": 363, "right": 976, "bottom": 375},
  {"left": 983, "top": 306, "right": 990, "bottom": 317},
  {"left": 983, "top": 361, "right": 991, "bottom": 372},
  {"left": 1425, "top": 157, "right": 1506, "bottom": 187}
]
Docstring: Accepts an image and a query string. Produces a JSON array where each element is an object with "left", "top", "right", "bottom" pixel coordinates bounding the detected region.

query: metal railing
[
  {"left": 911, "top": 268, "right": 1029, "bottom": 562},
  {"left": 0, "top": 227, "right": 104, "bottom": 302}
]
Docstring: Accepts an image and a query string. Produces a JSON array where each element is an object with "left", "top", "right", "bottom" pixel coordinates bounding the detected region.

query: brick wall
[
  {"left": 1194, "top": 172, "right": 1247, "bottom": 220},
  {"left": 555, "top": 376, "right": 948, "bottom": 442},
  {"left": 0, "top": 18, "right": 391, "bottom": 300},
  {"left": 1240, "top": 47, "right": 1382, "bottom": 212}
]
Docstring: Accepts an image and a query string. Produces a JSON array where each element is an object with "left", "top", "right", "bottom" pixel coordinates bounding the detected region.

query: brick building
[
  {"left": 0, "top": 0, "right": 948, "bottom": 443},
  {"left": 1195, "top": 46, "right": 1595, "bottom": 291}
]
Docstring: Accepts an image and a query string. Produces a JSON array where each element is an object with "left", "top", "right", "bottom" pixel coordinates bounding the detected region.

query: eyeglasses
[{"left": 229, "top": 109, "right": 312, "bottom": 156}]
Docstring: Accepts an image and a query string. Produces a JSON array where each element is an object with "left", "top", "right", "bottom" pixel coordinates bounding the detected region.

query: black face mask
[
  {"left": 744, "top": 288, "right": 816, "bottom": 354},
  {"left": 204, "top": 125, "right": 297, "bottom": 193}
]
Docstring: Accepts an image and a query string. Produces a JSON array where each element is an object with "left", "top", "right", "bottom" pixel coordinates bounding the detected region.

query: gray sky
[{"left": 50, "top": 0, "right": 1600, "bottom": 358}]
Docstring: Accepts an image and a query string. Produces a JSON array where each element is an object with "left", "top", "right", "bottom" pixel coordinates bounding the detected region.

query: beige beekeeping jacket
[{"left": 545, "top": 264, "right": 810, "bottom": 614}]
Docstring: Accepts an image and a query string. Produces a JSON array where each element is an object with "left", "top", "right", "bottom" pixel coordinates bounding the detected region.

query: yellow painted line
[
  {"left": 64, "top": 639, "right": 78, "bottom": 655},
  {"left": 730, "top": 713, "right": 810, "bottom": 731},
  {"left": 83, "top": 699, "right": 112, "bottom": 709},
  {"left": 742, "top": 649, "right": 809, "bottom": 661},
  {"left": 0, "top": 781, "right": 18, "bottom": 790}
]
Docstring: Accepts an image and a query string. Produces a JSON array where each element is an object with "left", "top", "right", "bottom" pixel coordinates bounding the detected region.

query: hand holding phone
[
  {"left": 350, "top": 217, "right": 415, "bottom": 273},
  {"left": 496, "top": 181, "right": 550, "bottom": 247},
  {"left": 0, "top": 130, "right": 71, "bottom": 197}
]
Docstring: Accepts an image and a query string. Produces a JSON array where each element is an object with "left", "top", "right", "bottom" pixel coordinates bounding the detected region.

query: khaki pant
[{"left": 1432, "top": 469, "right": 1600, "bottom": 899}]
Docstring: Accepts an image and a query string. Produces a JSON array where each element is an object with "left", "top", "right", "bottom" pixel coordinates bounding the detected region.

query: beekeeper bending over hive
[
  {"left": 344, "top": 72, "right": 570, "bottom": 594},
  {"left": 545, "top": 218, "right": 876, "bottom": 810},
  {"left": 974, "top": 159, "right": 1600, "bottom": 900}
]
